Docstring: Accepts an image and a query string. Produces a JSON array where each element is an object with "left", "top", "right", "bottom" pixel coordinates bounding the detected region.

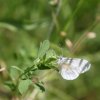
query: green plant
[{"left": 5, "top": 40, "right": 58, "bottom": 97}]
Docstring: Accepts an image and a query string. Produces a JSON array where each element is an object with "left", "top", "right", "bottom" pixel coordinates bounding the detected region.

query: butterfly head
[{"left": 57, "top": 56, "right": 67, "bottom": 64}]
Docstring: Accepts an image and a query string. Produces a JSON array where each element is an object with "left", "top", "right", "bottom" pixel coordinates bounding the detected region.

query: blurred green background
[{"left": 0, "top": 0, "right": 100, "bottom": 100}]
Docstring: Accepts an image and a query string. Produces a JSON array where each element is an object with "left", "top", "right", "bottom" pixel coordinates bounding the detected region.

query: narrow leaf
[{"left": 35, "top": 83, "right": 45, "bottom": 92}]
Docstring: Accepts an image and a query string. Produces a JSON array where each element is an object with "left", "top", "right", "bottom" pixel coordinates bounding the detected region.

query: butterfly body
[{"left": 57, "top": 57, "right": 91, "bottom": 80}]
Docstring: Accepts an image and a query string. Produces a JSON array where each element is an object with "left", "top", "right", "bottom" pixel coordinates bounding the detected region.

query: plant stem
[
  {"left": 47, "top": 0, "right": 62, "bottom": 39},
  {"left": 63, "top": 0, "right": 84, "bottom": 31}
]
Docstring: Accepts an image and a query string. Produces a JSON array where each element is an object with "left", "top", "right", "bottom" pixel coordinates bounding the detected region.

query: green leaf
[
  {"left": 10, "top": 66, "right": 23, "bottom": 81},
  {"left": 5, "top": 81, "right": 16, "bottom": 91},
  {"left": 11, "top": 66, "right": 23, "bottom": 72},
  {"left": 33, "top": 58, "right": 40, "bottom": 65},
  {"left": 38, "top": 64, "right": 51, "bottom": 70},
  {"left": 45, "top": 49, "right": 57, "bottom": 60},
  {"left": 35, "top": 82, "right": 45, "bottom": 92},
  {"left": 18, "top": 79, "right": 32, "bottom": 94},
  {"left": 38, "top": 40, "right": 50, "bottom": 58}
]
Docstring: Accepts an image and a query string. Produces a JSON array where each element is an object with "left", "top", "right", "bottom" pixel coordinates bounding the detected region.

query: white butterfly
[{"left": 57, "top": 57, "right": 91, "bottom": 80}]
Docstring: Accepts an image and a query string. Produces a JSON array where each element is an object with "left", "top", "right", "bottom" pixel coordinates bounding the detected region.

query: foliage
[{"left": 3, "top": 40, "right": 57, "bottom": 96}]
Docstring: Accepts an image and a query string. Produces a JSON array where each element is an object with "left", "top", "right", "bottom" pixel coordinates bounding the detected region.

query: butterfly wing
[
  {"left": 78, "top": 59, "right": 91, "bottom": 73},
  {"left": 59, "top": 64, "right": 80, "bottom": 80},
  {"left": 67, "top": 58, "right": 91, "bottom": 73},
  {"left": 58, "top": 57, "right": 91, "bottom": 80}
]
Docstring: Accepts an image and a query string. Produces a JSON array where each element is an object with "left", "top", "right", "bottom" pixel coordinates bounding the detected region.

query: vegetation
[{"left": 0, "top": 0, "right": 100, "bottom": 100}]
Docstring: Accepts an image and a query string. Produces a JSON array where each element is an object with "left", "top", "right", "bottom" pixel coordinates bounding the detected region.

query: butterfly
[{"left": 57, "top": 57, "right": 91, "bottom": 80}]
